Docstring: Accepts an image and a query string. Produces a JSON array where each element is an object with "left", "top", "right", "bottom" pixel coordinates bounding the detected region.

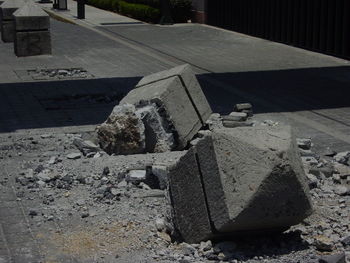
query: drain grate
[{"left": 14, "top": 68, "right": 94, "bottom": 81}]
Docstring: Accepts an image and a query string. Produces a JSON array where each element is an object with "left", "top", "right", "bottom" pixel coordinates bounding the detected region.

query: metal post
[{"left": 77, "top": 0, "right": 85, "bottom": 19}]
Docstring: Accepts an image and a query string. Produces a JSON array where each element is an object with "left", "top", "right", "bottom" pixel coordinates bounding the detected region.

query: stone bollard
[
  {"left": 0, "top": 0, "right": 24, "bottom": 42},
  {"left": 13, "top": 3, "right": 51, "bottom": 57},
  {"left": 168, "top": 126, "right": 313, "bottom": 243},
  {"left": 0, "top": 1, "right": 3, "bottom": 33}
]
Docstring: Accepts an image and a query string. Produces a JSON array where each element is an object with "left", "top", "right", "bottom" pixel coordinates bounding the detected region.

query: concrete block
[
  {"left": 13, "top": 3, "right": 50, "bottom": 31},
  {"left": 121, "top": 75, "right": 202, "bottom": 149},
  {"left": 14, "top": 31, "right": 51, "bottom": 57},
  {"left": 136, "top": 64, "right": 212, "bottom": 124},
  {"left": 168, "top": 147, "right": 213, "bottom": 243},
  {"left": 0, "top": 0, "right": 24, "bottom": 20},
  {"left": 196, "top": 126, "right": 312, "bottom": 233},
  {"left": 1, "top": 19, "right": 14, "bottom": 42}
]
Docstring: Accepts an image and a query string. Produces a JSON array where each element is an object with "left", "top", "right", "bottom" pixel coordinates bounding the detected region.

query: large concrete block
[
  {"left": 0, "top": 0, "right": 24, "bottom": 20},
  {"left": 168, "top": 147, "right": 213, "bottom": 243},
  {"left": 1, "top": 0, "right": 25, "bottom": 42},
  {"left": 13, "top": 3, "right": 50, "bottom": 31},
  {"left": 14, "top": 31, "right": 51, "bottom": 57},
  {"left": 121, "top": 72, "right": 206, "bottom": 149},
  {"left": 1, "top": 19, "right": 14, "bottom": 42},
  {"left": 136, "top": 64, "right": 212, "bottom": 124},
  {"left": 196, "top": 126, "right": 313, "bottom": 233}
]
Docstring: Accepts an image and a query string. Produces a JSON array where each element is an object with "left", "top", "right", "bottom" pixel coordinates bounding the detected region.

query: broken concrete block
[
  {"left": 136, "top": 64, "right": 212, "bottom": 124},
  {"left": 96, "top": 104, "right": 146, "bottom": 155},
  {"left": 13, "top": 3, "right": 51, "bottom": 57},
  {"left": 195, "top": 126, "right": 312, "bottom": 233},
  {"left": 0, "top": 0, "right": 24, "bottom": 42},
  {"left": 168, "top": 147, "right": 213, "bottom": 243},
  {"left": 120, "top": 64, "right": 212, "bottom": 149}
]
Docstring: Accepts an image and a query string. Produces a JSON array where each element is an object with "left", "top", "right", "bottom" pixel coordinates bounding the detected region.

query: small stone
[
  {"left": 333, "top": 163, "right": 350, "bottom": 179},
  {"left": 296, "top": 138, "right": 312, "bottom": 150},
  {"left": 67, "top": 153, "right": 81, "bottom": 160},
  {"left": 180, "top": 243, "right": 196, "bottom": 256},
  {"left": 314, "top": 235, "right": 334, "bottom": 251},
  {"left": 306, "top": 173, "right": 318, "bottom": 189},
  {"left": 199, "top": 240, "right": 212, "bottom": 253},
  {"left": 41, "top": 134, "right": 52, "bottom": 139},
  {"left": 227, "top": 112, "right": 248, "bottom": 121},
  {"left": 213, "top": 241, "right": 236, "bottom": 254},
  {"left": 341, "top": 235, "right": 350, "bottom": 246},
  {"left": 29, "top": 209, "right": 38, "bottom": 216},
  {"left": 155, "top": 218, "right": 166, "bottom": 232},
  {"left": 233, "top": 103, "right": 252, "bottom": 112},
  {"left": 301, "top": 156, "right": 318, "bottom": 165},
  {"left": 334, "top": 185, "right": 349, "bottom": 196},
  {"left": 48, "top": 156, "right": 58, "bottom": 165},
  {"left": 102, "top": 167, "right": 110, "bottom": 175},
  {"left": 323, "top": 147, "right": 337, "bottom": 157},
  {"left": 334, "top": 151, "right": 350, "bottom": 165},
  {"left": 81, "top": 212, "right": 89, "bottom": 218},
  {"left": 126, "top": 170, "right": 146, "bottom": 183},
  {"left": 332, "top": 174, "right": 341, "bottom": 184}
]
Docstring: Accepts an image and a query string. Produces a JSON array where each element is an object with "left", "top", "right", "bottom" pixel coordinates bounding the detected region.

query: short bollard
[
  {"left": 13, "top": 3, "right": 51, "bottom": 57},
  {"left": 77, "top": 0, "right": 85, "bottom": 19},
  {"left": 0, "top": 0, "right": 24, "bottom": 42}
]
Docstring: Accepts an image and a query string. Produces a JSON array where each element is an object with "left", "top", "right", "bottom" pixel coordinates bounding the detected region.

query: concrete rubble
[{"left": 5, "top": 67, "right": 350, "bottom": 262}]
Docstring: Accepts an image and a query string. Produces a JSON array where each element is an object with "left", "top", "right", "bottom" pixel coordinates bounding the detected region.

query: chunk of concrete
[
  {"left": 96, "top": 104, "right": 146, "bottom": 155},
  {"left": 120, "top": 64, "right": 212, "bottom": 149},
  {"left": 13, "top": 3, "right": 50, "bottom": 31},
  {"left": 14, "top": 31, "right": 51, "bottom": 57},
  {"left": 136, "top": 104, "right": 175, "bottom": 152},
  {"left": 195, "top": 126, "right": 312, "bottom": 233},
  {"left": 1, "top": 20, "right": 14, "bottom": 42},
  {"left": 136, "top": 64, "right": 212, "bottom": 124},
  {"left": 168, "top": 147, "right": 213, "bottom": 243}
]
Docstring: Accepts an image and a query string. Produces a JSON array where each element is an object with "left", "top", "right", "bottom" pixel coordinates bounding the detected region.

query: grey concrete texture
[
  {"left": 168, "top": 147, "right": 213, "bottom": 243},
  {"left": 0, "top": 0, "right": 25, "bottom": 20},
  {"left": 14, "top": 3, "right": 50, "bottom": 31},
  {"left": 96, "top": 104, "right": 146, "bottom": 155},
  {"left": 14, "top": 30, "right": 52, "bottom": 56},
  {"left": 196, "top": 126, "right": 313, "bottom": 233},
  {"left": 1, "top": 19, "right": 14, "bottom": 42},
  {"left": 136, "top": 64, "right": 212, "bottom": 124},
  {"left": 121, "top": 64, "right": 211, "bottom": 149}
]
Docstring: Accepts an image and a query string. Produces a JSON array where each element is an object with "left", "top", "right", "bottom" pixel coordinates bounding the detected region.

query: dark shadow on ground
[
  {"left": 210, "top": 230, "right": 309, "bottom": 261},
  {"left": 198, "top": 65, "right": 350, "bottom": 114},
  {"left": 1, "top": 65, "right": 350, "bottom": 133},
  {"left": 0, "top": 77, "right": 141, "bottom": 133}
]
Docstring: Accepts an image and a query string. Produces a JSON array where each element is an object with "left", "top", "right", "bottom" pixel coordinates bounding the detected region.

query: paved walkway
[{"left": 1, "top": 2, "right": 350, "bottom": 262}]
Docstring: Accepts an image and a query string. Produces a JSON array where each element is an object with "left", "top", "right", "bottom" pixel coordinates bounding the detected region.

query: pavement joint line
[
  {"left": 4, "top": 167, "right": 43, "bottom": 261},
  {"left": 0, "top": 221, "right": 13, "bottom": 262},
  {"left": 282, "top": 111, "right": 350, "bottom": 144}
]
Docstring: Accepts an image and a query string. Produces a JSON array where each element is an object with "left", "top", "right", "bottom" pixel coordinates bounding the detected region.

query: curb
[{"left": 43, "top": 9, "right": 77, "bottom": 25}]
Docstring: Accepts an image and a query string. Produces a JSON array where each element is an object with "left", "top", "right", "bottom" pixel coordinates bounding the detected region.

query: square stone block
[
  {"left": 120, "top": 75, "right": 202, "bottom": 149},
  {"left": 14, "top": 31, "right": 51, "bottom": 57},
  {"left": 196, "top": 126, "right": 313, "bottom": 233},
  {"left": 13, "top": 3, "right": 50, "bottom": 31},
  {"left": 136, "top": 64, "right": 212, "bottom": 124},
  {"left": 1, "top": 20, "right": 14, "bottom": 42},
  {"left": 0, "top": 0, "right": 24, "bottom": 20},
  {"left": 168, "top": 147, "right": 213, "bottom": 243}
]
